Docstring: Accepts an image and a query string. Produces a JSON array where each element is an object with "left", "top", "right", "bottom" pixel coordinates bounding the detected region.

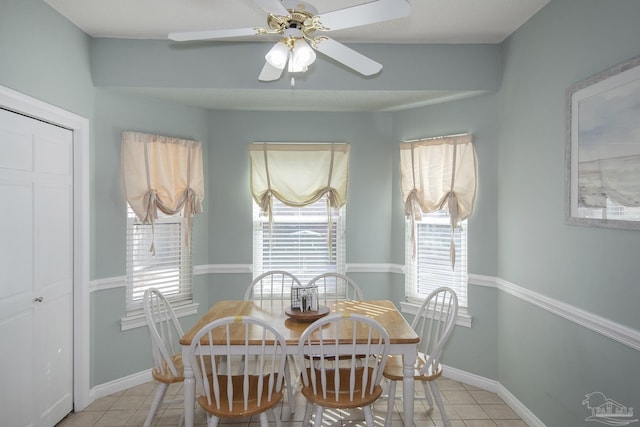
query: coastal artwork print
[{"left": 566, "top": 56, "right": 640, "bottom": 229}]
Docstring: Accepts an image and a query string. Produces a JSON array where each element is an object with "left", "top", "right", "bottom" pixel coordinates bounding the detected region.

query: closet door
[{"left": 0, "top": 108, "right": 74, "bottom": 427}]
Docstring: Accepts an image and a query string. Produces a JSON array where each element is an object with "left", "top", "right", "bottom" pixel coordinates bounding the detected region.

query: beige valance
[
  {"left": 249, "top": 143, "right": 349, "bottom": 216},
  {"left": 250, "top": 143, "right": 349, "bottom": 251},
  {"left": 400, "top": 134, "right": 477, "bottom": 266},
  {"left": 122, "top": 131, "right": 204, "bottom": 251}
]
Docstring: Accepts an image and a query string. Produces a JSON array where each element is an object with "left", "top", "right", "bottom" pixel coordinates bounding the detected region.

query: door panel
[
  {"left": 1, "top": 310, "right": 35, "bottom": 427},
  {"left": 0, "top": 108, "right": 73, "bottom": 427}
]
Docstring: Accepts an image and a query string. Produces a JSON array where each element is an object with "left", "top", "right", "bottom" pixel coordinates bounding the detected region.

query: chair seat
[
  {"left": 152, "top": 353, "right": 184, "bottom": 383},
  {"left": 383, "top": 353, "right": 443, "bottom": 381},
  {"left": 300, "top": 367, "right": 383, "bottom": 409},
  {"left": 198, "top": 374, "right": 283, "bottom": 418}
]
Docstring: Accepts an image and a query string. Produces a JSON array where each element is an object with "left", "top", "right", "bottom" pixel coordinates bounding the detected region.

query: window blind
[
  {"left": 125, "top": 205, "right": 193, "bottom": 314},
  {"left": 405, "top": 211, "right": 468, "bottom": 308},
  {"left": 253, "top": 198, "right": 345, "bottom": 285}
]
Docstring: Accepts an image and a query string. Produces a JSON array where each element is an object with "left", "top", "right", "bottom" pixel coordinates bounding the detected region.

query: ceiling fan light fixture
[
  {"left": 290, "top": 38, "right": 316, "bottom": 72},
  {"left": 265, "top": 42, "right": 289, "bottom": 69}
]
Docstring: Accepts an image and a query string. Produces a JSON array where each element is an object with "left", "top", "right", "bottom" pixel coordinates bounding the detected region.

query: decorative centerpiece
[{"left": 285, "top": 283, "right": 329, "bottom": 321}]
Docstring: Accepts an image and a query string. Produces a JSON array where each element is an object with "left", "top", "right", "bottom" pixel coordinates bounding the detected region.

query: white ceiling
[{"left": 44, "top": 0, "right": 550, "bottom": 111}]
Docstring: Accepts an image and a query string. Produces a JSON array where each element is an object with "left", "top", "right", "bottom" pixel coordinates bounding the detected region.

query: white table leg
[
  {"left": 402, "top": 350, "right": 416, "bottom": 427},
  {"left": 183, "top": 347, "right": 195, "bottom": 427}
]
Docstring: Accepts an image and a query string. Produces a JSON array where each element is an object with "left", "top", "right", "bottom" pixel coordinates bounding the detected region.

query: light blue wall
[
  {"left": 392, "top": 93, "right": 501, "bottom": 379},
  {"left": 494, "top": 0, "right": 640, "bottom": 425},
  {"left": 3, "top": 1, "right": 640, "bottom": 425},
  {"left": 204, "top": 110, "right": 395, "bottom": 302},
  {"left": 0, "top": 0, "right": 93, "bottom": 115},
  {"left": 91, "top": 88, "right": 210, "bottom": 385}
]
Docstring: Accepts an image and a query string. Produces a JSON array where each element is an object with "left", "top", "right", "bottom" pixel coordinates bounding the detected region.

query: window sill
[
  {"left": 399, "top": 301, "right": 472, "bottom": 328},
  {"left": 120, "top": 302, "right": 200, "bottom": 331}
]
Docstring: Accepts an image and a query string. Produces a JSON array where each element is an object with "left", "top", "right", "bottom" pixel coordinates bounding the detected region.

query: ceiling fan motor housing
[{"left": 267, "top": 1, "right": 319, "bottom": 37}]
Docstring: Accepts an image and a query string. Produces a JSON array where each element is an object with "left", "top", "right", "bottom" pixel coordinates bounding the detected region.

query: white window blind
[
  {"left": 405, "top": 211, "right": 468, "bottom": 308},
  {"left": 125, "top": 205, "right": 193, "bottom": 314},
  {"left": 253, "top": 198, "right": 345, "bottom": 285}
]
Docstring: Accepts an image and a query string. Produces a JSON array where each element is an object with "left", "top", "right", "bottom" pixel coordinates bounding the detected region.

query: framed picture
[{"left": 566, "top": 55, "right": 640, "bottom": 230}]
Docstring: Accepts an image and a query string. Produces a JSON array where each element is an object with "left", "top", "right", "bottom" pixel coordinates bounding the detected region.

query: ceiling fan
[{"left": 169, "top": 0, "right": 411, "bottom": 83}]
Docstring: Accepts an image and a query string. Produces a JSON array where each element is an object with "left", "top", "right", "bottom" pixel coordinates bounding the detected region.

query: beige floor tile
[
  {"left": 55, "top": 379, "right": 526, "bottom": 427},
  {"left": 465, "top": 420, "right": 499, "bottom": 427},
  {"left": 442, "top": 390, "right": 476, "bottom": 404},
  {"left": 435, "top": 378, "right": 467, "bottom": 391},
  {"left": 85, "top": 395, "right": 120, "bottom": 411},
  {"left": 57, "top": 411, "right": 105, "bottom": 427},
  {"left": 494, "top": 420, "right": 529, "bottom": 427},
  {"left": 469, "top": 391, "right": 505, "bottom": 405},
  {"left": 452, "top": 404, "right": 491, "bottom": 420},
  {"left": 111, "top": 395, "right": 147, "bottom": 411},
  {"left": 93, "top": 409, "right": 136, "bottom": 426},
  {"left": 482, "top": 404, "right": 520, "bottom": 420}
]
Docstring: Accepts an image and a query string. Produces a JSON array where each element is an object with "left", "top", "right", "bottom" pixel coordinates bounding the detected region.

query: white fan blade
[
  {"left": 316, "top": 0, "right": 410, "bottom": 31},
  {"left": 258, "top": 61, "right": 286, "bottom": 82},
  {"left": 314, "top": 38, "right": 382, "bottom": 76},
  {"left": 255, "top": 0, "right": 290, "bottom": 16},
  {"left": 169, "top": 27, "right": 259, "bottom": 42}
]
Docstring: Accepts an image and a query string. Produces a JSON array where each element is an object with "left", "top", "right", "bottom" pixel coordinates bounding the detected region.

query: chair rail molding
[
  {"left": 90, "top": 265, "right": 640, "bottom": 352},
  {"left": 469, "top": 274, "right": 640, "bottom": 353}
]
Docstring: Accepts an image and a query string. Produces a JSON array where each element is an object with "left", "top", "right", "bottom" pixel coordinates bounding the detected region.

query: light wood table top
[{"left": 180, "top": 299, "right": 419, "bottom": 346}]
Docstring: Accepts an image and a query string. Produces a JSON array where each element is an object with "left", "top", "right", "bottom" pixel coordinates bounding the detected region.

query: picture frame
[{"left": 565, "top": 55, "right": 640, "bottom": 230}]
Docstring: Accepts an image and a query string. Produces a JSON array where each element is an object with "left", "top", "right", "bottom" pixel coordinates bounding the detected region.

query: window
[
  {"left": 253, "top": 197, "right": 345, "bottom": 285},
  {"left": 125, "top": 205, "right": 193, "bottom": 315},
  {"left": 405, "top": 211, "right": 468, "bottom": 308}
]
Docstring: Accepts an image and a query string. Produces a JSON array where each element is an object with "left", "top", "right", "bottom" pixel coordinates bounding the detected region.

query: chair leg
[
  {"left": 143, "top": 382, "right": 168, "bottom": 427},
  {"left": 303, "top": 401, "right": 313, "bottom": 425},
  {"left": 364, "top": 405, "right": 374, "bottom": 427},
  {"left": 428, "top": 380, "right": 451, "bottom": 427},
  {"left": 384, "top": 380, "right": 397, "bottom": 427},
  {"left": 207, "top": 413, "right": 219, "bottom": 427},
  {"left": 314, "top": 405, "right": 324, "bottom": 426},
  {"left": 259, "top": 412, "right": 269, "bottom": 427},
  {"left": 422, "top": 379, "right": 434, "bottom": 410},
  {"left": 283, "top": 358, "right": 295, "bottom": 416},
  {"left": 270, "top": 409, "right": 282, "bottom": 427}
]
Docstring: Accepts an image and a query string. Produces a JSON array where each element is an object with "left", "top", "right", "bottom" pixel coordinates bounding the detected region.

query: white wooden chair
[
  {"left": 142, "top": 288, "right": 186, "bottom": 427},
  {"left": 383, "top": 287, "right": 459, "bottom": 427},
  {"left": 297, "top": 313, "right": 390, "bottom": 427},
  {"left": 306, "top": 272, "right": 364, "bottom": 303},
  {"left": 243, "top": 270, "right": 302, "bottom": 301},
  {"left": 188, "top": 316, "right": 288, "bottom": 427},
  {"left": 243, "top": 270, "right": 300, "bottom": 414}
]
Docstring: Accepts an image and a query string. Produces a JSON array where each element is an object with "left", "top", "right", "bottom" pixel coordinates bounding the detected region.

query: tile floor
[{"left": 55, "top": 377, "right": 528, "bottom": 427}]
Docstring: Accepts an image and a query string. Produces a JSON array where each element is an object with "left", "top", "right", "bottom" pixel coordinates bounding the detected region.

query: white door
[{"left": 0, "top": 108, "right": 74, "bottom": 427}]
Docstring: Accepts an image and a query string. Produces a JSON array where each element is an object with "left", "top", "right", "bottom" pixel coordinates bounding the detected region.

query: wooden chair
[
  {"left": 243, "top": 270, "right": 300, "bottom": 414},
  {"left": 188, "top": 316, "right": 288, "bottom": 427},
  {"left": 142, "top": 288, "right": 186, "bottom": 427},
  {"left": 297, "top": 313, "right": 390, "bottom": 427},
  {"left": 243, "top": 270, "right": 302, "bottom": 301},
  {"left": 305, "top": 273, "right": 366, "bottom": 364},
  {"left": 383, "top": 287, "right": 459, "bottom": 427},
  {"left": 306, "top": 272, "right": 364, "bottom": 303}
]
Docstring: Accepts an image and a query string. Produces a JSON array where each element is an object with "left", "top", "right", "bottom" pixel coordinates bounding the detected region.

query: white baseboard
[
  {"left": 91, "top": 364, "right": 545, "bottom": 427},
  {"left": 90, "top": 369, "right": 152, "bottom": 402},
  {"left": 443, "top": 364, "right": 546, "bottom": 427}
]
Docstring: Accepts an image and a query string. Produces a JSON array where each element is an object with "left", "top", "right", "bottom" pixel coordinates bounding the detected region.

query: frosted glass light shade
[
  {"left": 289, "top": 39, "right": 316, "bottom": 72},
  {"left": 265, "top": 42, "right": 289, "bottom": 69}
]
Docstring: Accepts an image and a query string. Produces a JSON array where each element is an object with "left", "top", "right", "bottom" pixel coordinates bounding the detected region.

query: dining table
[{"left": 179, "top": 299, "right": 420, "bottom": 427}]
